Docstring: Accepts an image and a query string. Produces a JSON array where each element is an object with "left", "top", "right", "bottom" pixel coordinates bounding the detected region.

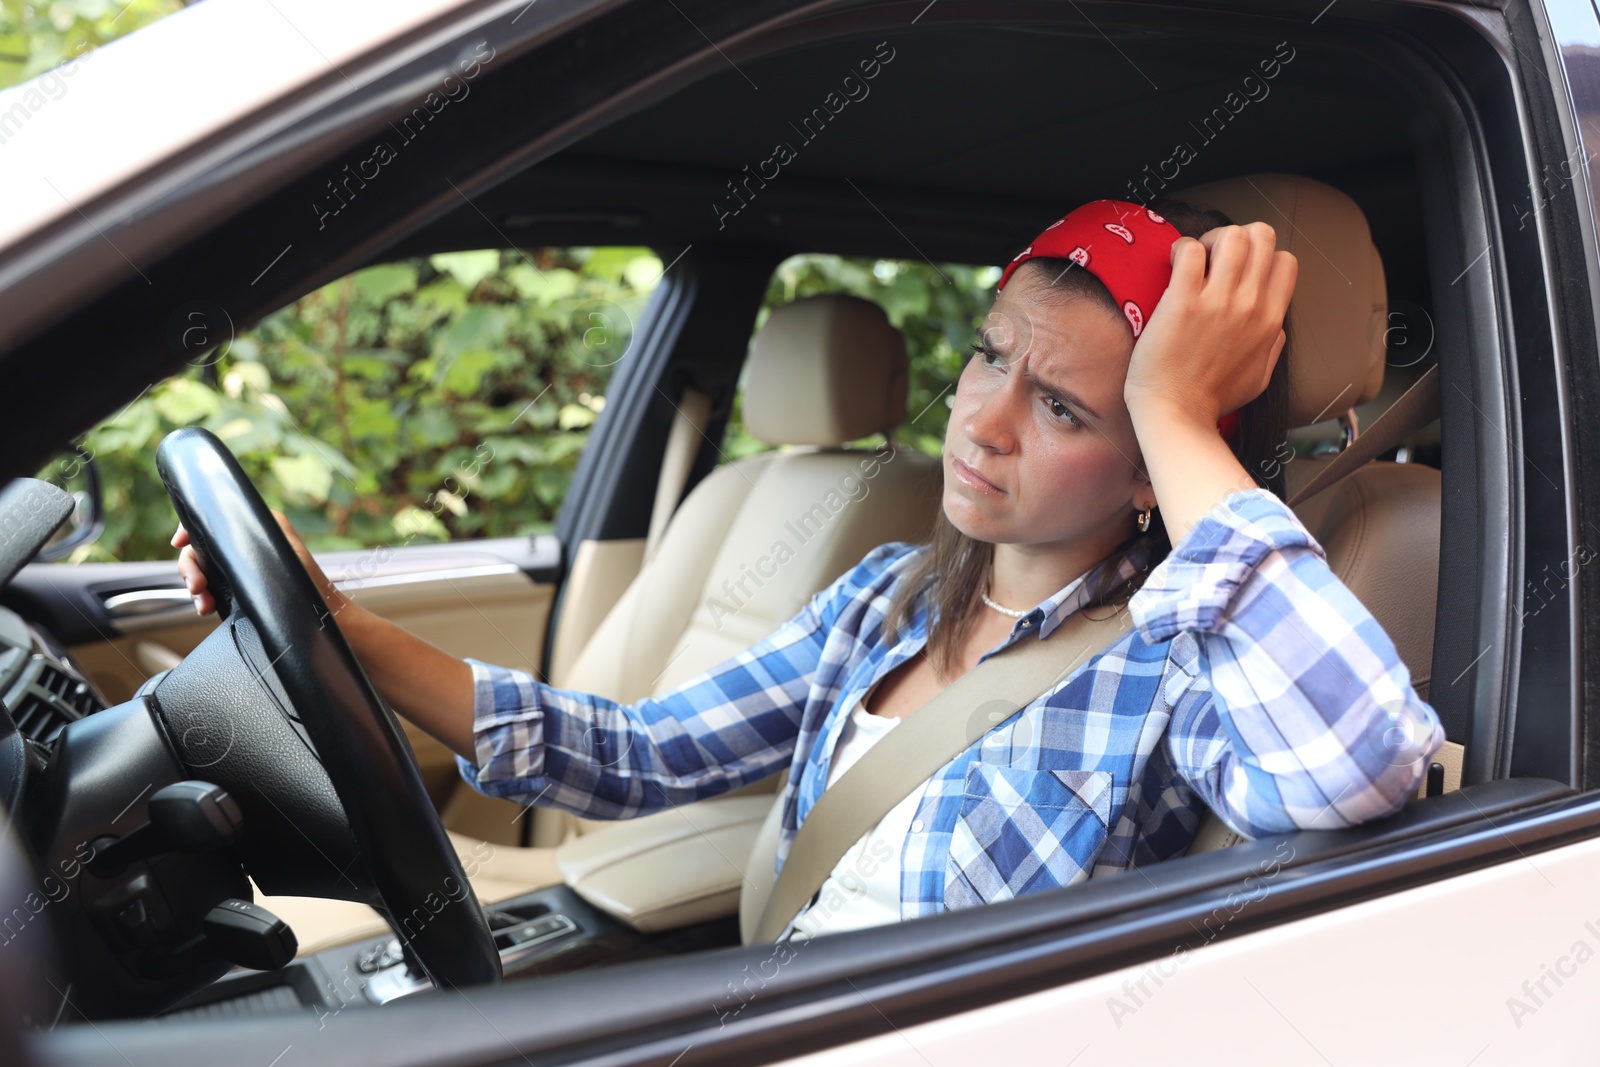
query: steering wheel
[{"left": 152, "top": 427, "right": 500, "bottom": 989}]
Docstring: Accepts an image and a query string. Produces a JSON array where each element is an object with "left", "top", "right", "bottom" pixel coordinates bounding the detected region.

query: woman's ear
[{"left": 1132, "top": 467, "right": 1157, "bottom": 513}]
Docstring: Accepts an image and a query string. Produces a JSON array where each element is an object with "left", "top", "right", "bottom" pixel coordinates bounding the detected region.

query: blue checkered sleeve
[
  {"left": 454, "top": 544, "right": 904, "bottom": 818},
  {"left": 1131, "top": 488, "right": 1445, "bottom": 837}
]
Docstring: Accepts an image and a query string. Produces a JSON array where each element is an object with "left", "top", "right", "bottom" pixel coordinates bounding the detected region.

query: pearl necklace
[{"left": 980, "top": 590, "right": 1029, "bottom": 618}]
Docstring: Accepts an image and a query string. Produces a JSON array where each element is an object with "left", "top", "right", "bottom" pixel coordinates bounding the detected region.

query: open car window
[{"left": 39, "top": 246, "right": 662, "bottom": 561}]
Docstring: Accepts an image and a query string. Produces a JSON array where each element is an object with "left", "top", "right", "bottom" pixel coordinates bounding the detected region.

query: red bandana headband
[{"left": 998, "top": 199, "right": 1240, "bottom": 442}]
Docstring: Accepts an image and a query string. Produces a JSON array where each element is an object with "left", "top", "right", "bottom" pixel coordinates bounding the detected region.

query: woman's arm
[
  {"left": 450, "top": 542, "right": 905, "bottom": 816},
  {"left": 335, "top": 607, "right": 477, "bottom": 757},
  {"left": 1132, "top": 489, "right": 1444, "bottom": 834},
  {"left": 1123, "top": 223, "right": 1442, "bottom": 833},
  {"left": 177, "top": 518, "right": 905, "bottom": 818},
  {"left": 175, "top": 519, "right": 478, "bottom": 758}
]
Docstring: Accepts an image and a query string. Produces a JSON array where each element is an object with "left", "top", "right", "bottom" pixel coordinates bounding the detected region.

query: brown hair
[{"left": 883, "top": 199, "right": 1292, "bottom": 674}]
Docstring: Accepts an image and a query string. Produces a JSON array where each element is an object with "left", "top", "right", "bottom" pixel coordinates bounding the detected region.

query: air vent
[{"left": 6, "top": 655, "right": 103, "bottom": 745}]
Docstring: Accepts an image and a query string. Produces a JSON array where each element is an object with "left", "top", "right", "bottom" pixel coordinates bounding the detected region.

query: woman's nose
[{"left": 963, "top": 377, "right": 1019, "bottom": 454}]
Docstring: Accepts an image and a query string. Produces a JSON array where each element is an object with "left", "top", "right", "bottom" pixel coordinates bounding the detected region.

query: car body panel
[
  {"left": 0, "top": 0, "right": 476, "bottom": 251},
  {"left": 771, "top": 834, "right": 1600, "bottom": 1066}
]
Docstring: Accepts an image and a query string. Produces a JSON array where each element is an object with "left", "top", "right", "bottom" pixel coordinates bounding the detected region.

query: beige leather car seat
[
  {"left": 1174, "top": 174, "right": 1446, "bottom": 853},
  {"left": 264, "top": 294, "right": 944, "bottom": 953}
]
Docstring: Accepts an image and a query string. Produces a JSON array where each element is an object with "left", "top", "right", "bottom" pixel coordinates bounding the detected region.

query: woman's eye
[
  {"left": 1045, "top": 397, "right": 1080, "bottom": 427},
  {"left": 970, "top": 342, "right": 1002, "bottom": 366}
]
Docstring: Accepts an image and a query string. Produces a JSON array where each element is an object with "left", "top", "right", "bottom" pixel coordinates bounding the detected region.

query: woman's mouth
[{"left": 951, "top": 457, "right": 1003, "bottom": 495}]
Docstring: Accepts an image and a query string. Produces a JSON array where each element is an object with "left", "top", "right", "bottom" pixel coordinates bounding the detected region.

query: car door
[{"left": 3, "top": 240, "right": 674, "bottom": 816}]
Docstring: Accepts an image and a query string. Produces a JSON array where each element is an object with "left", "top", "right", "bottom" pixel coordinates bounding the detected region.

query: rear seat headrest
[
  {"left": 743, "top": 295, "right": 909, "bottom": 446},
  {"left": 1175, "top": 174, "right": 1387, "bottom": 429}
]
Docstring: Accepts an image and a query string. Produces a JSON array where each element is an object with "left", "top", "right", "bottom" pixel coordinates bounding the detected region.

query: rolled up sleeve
[
  {"left": 1131, "top": 488, "right": 1445, "bottom": 837},
  {"left": 453, "top": 541, "right": 913, "bottom": 819}
]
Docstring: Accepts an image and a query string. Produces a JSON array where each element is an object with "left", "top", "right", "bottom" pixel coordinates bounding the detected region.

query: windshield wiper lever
[{"left": 90, "top": 780, "right": 243, "bottom": 877}]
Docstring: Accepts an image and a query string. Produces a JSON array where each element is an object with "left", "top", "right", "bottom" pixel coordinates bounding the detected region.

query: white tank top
[{"left": 788, "top": 692, "right": 919, "bottom": 940}]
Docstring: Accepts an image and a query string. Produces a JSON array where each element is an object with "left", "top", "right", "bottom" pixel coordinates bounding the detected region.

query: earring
[{"left": 1137, "top": 507, "right": 1153, "bottom": 533}]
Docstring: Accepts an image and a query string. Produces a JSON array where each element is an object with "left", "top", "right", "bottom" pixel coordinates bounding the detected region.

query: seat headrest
[
  {"left": 1175, "top": 174, "right": 1387, "bottom": 428},
  {"left": 743, "top": 295, "right": 909, "bottom": 446}
]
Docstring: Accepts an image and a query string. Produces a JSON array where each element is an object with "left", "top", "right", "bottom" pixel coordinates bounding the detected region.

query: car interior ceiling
[
  {"left": 7, "top": 2, "right": 1588, "bottom": 1047},
  {"left": 384, "top": 21, "right": 1432, "bottom": 300}
]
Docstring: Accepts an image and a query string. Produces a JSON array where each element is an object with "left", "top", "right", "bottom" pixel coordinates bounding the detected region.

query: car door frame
[{"left": 6, "top": 0, "right": 1600, "bottom": 1062}]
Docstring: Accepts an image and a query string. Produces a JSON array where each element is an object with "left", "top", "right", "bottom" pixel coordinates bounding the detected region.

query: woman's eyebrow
[{"left": 1024, "top": 365, "right": 1102, "bottom": 421}]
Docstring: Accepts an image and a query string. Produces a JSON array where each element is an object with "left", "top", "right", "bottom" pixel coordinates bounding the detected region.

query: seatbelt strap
[
  {"left": 1288, "top": 365, "right": 1439, "bottom": 507},
  {"left": 645, "top": 387, "right": 712, "bottom": 564},
  {"left": 753, "top": 604, "right": 1132, "bottom": 943}
]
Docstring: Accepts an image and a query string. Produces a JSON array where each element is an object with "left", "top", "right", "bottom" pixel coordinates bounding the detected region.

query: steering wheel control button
[
  {"left": 202, "top": 899, "right": 297, "bottom": 971},
  {"left": 150, "top": 781, "right": 244, "bottom": 848}
]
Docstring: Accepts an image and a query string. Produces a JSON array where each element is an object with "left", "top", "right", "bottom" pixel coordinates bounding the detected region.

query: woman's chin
[{"left": 942, "top": 492, "right": 1010, "bottom": 543}]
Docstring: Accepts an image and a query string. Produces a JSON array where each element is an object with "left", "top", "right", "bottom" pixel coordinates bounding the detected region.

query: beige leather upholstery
[
  {"left": 1176, "top": 175, "right": 1448, "bottom": 855},
  {"left": 275, "top": 295, "right": 943, "bottom": 952},
  {"left": 562, "top": 449, "right": 939, "bottom": 707},
  {"left": 555, "top": 795, "right": 775, "bottom": 933},
  {"left": 743, "top": 296, "right": 909, "bottom": 446},
  {"left": 1178, "top": 173, "right": 1386, "bottom": 426},
  {"left": 494, "top": 293, "right": 940, "bottom": 891},
  {"left": 546, "top": 538, "right": 646, "bottom": 701},
  {"left": 738, "top": 770, "right": 789, "bottom": 943}
]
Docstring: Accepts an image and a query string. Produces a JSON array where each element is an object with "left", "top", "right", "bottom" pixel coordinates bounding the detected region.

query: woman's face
[{"left": 942, "top": 264, "right": 1155, "bottom": 556}]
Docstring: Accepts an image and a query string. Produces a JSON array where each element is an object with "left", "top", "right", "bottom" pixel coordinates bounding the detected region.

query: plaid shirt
[{"left": 458, "top": 488, "right": 1443, "bottom": 925}]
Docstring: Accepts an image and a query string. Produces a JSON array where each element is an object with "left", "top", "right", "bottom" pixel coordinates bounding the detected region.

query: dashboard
[{"left": 0, "top": 600, "right": 110, "bottom": 822}]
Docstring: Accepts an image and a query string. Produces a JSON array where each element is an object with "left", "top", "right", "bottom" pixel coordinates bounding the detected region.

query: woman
[{"left": 175, "top": 199, "right": 1444, "bottom": 940}]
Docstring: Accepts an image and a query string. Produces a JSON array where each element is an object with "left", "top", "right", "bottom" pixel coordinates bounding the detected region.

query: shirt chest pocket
[{"left": 943, "top": 764, "right": 1114, "bottom": 911}]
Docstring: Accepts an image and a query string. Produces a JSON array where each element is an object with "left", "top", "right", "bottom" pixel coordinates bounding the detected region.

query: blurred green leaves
[{"left": 63, "top": 247, "right": 661, "bottom": 561}]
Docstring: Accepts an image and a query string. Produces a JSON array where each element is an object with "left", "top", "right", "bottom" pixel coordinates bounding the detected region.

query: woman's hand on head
[
  {"left": 171, "top": 511, "right": 343, "bottom": 618},
  {"left": 1123, "top": 221, "right": 1297, "bottom": 427}
]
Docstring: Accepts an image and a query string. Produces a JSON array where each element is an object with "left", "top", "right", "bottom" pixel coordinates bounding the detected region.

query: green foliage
[{"left": 63, "top": 248, "right": 660, "bottom": 561}]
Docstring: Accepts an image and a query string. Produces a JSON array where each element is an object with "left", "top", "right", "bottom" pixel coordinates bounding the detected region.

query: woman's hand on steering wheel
[{"left": 173, "top": 511, "right": 341, "bottom": 619}]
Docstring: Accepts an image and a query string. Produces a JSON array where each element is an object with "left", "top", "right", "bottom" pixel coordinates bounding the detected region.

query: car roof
[{"left": 0, "top": 0, "right": 472, "bottom": 253}]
